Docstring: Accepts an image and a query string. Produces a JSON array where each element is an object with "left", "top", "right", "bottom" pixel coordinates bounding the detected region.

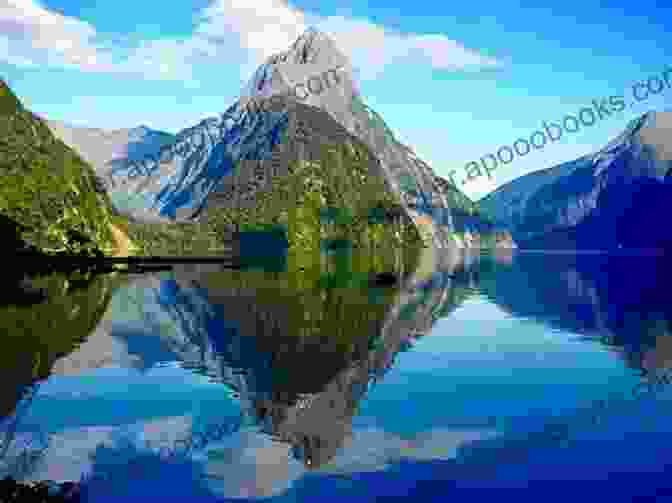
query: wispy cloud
[
  {"left": 0, "top": 0, "right": 502, "bottom": 86},
  {"left": 0, "top": 0, "right": 116, "bottom": 72},
  {"left": 312, "top": 16, "right": 502, "bottom": 81},
  {"left": 0, "top": 0, "right": 207, "bottom": 82},
  {"left": 192, "top": 0, "right": 503, "bottom": 83}
]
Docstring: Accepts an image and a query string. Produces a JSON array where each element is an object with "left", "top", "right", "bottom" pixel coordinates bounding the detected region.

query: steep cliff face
[
  {"left": 0, "top": 80, "right": 119, "bottom": 256},
  {"left": 434, "top": 175, "right": 517, "bottom": 249},
  {"left": 479, "top": 111, "right": 672, "bottom": 249},
  {"left": 201, "top": 100, "right": 423, "bottom": 251},
  {"left": 93, "top": 28, "right": 480, "bottom": 249}
]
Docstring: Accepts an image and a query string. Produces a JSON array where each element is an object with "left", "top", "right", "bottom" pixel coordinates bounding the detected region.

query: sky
[{"left": 1, "top": 0, "right": 672, "bottom": 199}]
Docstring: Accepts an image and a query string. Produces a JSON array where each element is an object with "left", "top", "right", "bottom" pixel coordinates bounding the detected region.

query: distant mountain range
[
  {"left": 45, "top": 120, "right": 175, "bottom": 176},
  {"left": 480, "top": 111, "right": 672, "bottom": 250},
  {"left": 42, "top": 28, "right": 511, "bottom": 250}
]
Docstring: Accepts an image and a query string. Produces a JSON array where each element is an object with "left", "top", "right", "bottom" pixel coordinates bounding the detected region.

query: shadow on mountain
[
  {"left": 519, "top": 175, "right": 672, "bottom": 250},
  {"left": 584, "top": 176, "right": 672, "bottom": 250},
  {"left": 484, "top": 112, "right": 672, "bottom": 252}
]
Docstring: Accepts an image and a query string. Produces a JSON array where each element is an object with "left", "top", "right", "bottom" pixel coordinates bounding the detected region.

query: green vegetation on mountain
[
  {"left": 0, "top": 79, "right": 422, "bottom": 262},
  {"left": 114, "top": 216, "right": 225, "bottom": 257},
  {"left": 0, "top": 80, "right": 118, "bottom": 256},
  {"left": 124, "top": 141, "right": 424, "bottom": 257},
  {"left": 226, "top": 141, "right": 422, "bottom": 248},
  {"left": 0, "top": 76, "right": 503, "bottom": 260}
]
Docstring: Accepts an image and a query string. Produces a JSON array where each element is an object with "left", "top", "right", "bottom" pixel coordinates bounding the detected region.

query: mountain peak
[
  {"left": 266, "top": 26, "right": 346, "bottom": 67},
  {"left": 129, "top": 125, "right": 151, "bottom": 134},
  {"left": 238, "top": 26, "right": 350, "bottom": 104},
  {"left": 101, "top": 25, "right": 460, "bottom": 248},
  {"left": 292, "top": 26, "right": 328, "bottom": 47}
]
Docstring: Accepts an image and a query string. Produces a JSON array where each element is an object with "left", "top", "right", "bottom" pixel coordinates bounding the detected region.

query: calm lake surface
[{"left": 2, "top": 249, "right": 672, "bottom": 502}]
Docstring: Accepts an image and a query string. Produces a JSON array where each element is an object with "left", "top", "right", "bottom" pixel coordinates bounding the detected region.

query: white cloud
[
  {"left": 310, "top": 16, "right": 502, "bottom": 82},
  {"left": 315, "top": 426, "right": 501, "bottom": 476},
  {"left": 0, "top": 0, "right": 209, "bottom": 82},
  {"left": 195, "top": 0, "right": 308, "bottom": 60},
  {"left": 460, "top": 173, "right": 499, "bottom": 200},
  {"left": 0, "top": 0, "right": 502, "bottom": 87},
  {"left": 193, "top": 1, "right": 502, "bottom": 83},
  {"left": 0, "top": 0, "right": 115, "bottom": 72}
]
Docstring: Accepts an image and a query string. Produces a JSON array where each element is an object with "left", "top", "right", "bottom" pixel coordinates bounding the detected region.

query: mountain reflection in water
[{"left": 1, "top": 248, "right": 672, "bottom": 502}]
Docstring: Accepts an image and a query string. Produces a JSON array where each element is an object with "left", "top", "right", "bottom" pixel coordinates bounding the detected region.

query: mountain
[
  {"left": 89, "top": 28, "right": 503, "bottom": 250},
  {"left": 100, "top": 105, "right": 426, "bottom": 256},
  {"left": 479, "top": 111, "right": 672, "bottom": 249},
  {"left": 45, "top": 120, "right": 175, "bottom": 177},
  {"left": 0, "top": 79, "right": 127, "bottom": 258},
  {"left": 477, "top": 161, "right": 580, "bottom": 229},
  {"left": 434, "top": 175, "right": 516, "bottom": 248},
  {"left": 44, "top": 120, "right": 176, "bottom": 224}
]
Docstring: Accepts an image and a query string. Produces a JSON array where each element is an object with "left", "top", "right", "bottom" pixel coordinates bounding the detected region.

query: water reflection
[
  {"left": 0, "top": 249, "right": 671, "bottom": 500},
  {"left": 478, "top": 252, "right": 672, "bottom": 389}
]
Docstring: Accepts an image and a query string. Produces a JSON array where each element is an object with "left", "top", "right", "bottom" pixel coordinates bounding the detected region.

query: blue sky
[{"left": 2, "top": 0, "right": 672, "bottom": 199}]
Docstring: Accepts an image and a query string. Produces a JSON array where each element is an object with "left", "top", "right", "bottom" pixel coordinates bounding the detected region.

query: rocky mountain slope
[
  {"left": 72, "top": 28, "right": 505, "bottom": 250},
  {"left": 478, "top": 160, "right": 582, "bottom": 229},
  {"left": 104, "top": 111, "right": 424, "bottom": 256},
  {"left": 479, "top": 111, "right": 672, "bottom": 249},
  {"left": 434, "top": 175, "right": 516, "bottom": 248}
]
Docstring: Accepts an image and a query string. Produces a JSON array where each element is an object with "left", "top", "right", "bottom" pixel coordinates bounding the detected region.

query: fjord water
[{"left": 1, "top": 250, "right": 672, "bottom": 502}]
